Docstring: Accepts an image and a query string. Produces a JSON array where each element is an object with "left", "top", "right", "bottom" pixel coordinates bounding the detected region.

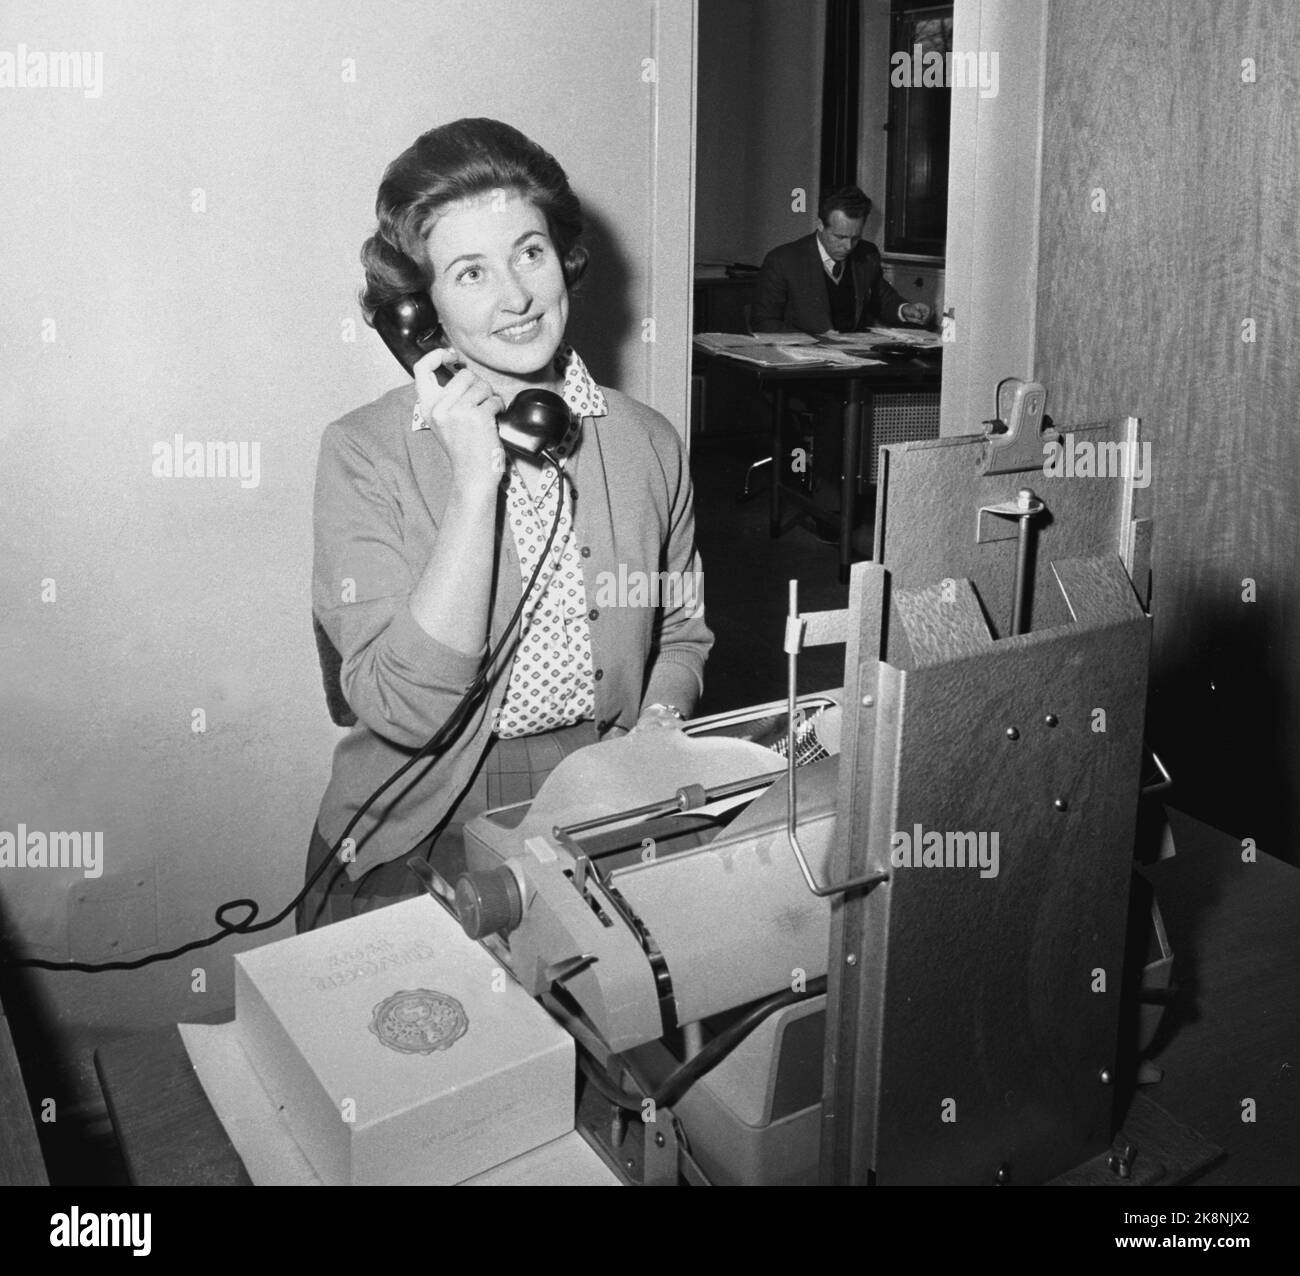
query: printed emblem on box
[{"left": 368, "top": 989, "right": 469, "bottom": 1055}]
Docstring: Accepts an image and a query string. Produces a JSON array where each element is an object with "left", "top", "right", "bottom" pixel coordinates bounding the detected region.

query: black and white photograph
[{"left": 0, "top": 0, "right": 1294, "bottom": 1247}]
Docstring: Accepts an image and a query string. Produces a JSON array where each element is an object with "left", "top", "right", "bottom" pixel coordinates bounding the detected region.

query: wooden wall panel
[{"left": 1034, "top": 0, "right": 1300, "bottom": 860}]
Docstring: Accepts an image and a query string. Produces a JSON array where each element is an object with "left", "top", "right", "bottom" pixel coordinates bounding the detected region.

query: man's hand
[{"left": 899, "top": 302, "right": 931, "bottom": 326}]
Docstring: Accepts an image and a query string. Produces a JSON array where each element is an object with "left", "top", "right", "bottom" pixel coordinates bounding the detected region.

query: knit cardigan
[{"left": 311, "top": 379, "right": 714, "bottom": 876}]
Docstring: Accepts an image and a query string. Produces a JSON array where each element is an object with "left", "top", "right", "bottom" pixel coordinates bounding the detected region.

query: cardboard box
[
  {"left": 461, "top": 1130, "right": 622, "bottom": 1186},
  {"left": 234, "top": 896, "right": 573, "bottom": 1185}
]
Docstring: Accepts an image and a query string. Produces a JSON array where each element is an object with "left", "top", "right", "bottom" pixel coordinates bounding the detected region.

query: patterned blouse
[{"left": 410, "top": 346, "right": 607, "bottom": 737}]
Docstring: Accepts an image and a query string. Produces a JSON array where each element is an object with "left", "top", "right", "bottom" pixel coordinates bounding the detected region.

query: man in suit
[
  {"left": 750, "top": 187, "right": 931, "bottom": 545},
  {"left": 752, "top": 186, "right": 931, "bottom": 333}
]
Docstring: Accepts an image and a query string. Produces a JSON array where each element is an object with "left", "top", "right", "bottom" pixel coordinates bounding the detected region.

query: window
[{"left": 884, "top": 1, "right": 952, "bottom": 258}]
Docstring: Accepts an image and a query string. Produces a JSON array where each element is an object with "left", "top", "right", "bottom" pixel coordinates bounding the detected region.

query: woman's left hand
[{"left": 631, "top": 704, "right": 686, "bottom": 733}]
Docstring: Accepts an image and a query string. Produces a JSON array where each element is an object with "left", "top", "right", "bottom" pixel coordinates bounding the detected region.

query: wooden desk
[
  {"left": 692, "top": 347, "right": 941, "bottom": 582},
  {"left": 93, "top": 809, "right": 1298, "bottom": 1185},
  {"left": 1140, "top": 810, "right": 1300, "bottom": 1183},
  {"left": 96, "top": 1025, "right": 250, "bottom": 1186},
  {"left": 1, "top": 993, "right": 48, "bottom": 1185}
]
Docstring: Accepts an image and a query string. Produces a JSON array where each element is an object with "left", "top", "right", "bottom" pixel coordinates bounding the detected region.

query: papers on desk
[
  {"left": 692, "top": 332, "right": 766, "bottom": 351},
  {"left": 694, "top": 331, "right": 817, "bottom": 349},
  {"left": 754, "top": 331, "right": 820, "bottom": 345},
  {"left": 789, "top": 345, "right": 886, "bottom": 367},
  {"left": 693, "top": 332, "right": 884, "bottom": 368},
  {"left": 823, "top": 326, "right": 943, "bottom": 349}
]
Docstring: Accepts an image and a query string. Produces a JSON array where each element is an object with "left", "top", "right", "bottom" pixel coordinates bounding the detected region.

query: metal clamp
[{"left": 978, "top": 377, "right": 1059, "bottom": 476}]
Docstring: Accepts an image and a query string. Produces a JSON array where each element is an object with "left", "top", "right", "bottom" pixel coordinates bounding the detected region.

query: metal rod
[
  {"left": 682, "top": 1021, "right": 703, "bottom": 1060},
  {"left": 1012, "top": 511, "right": 1032, "bottom": 635},
  {"left": 786, "top": 583, "right": 803, "bottom": 869},
  {"left": 1141, "top": 749, "right": 1173, "bottom": 795},
  {"left": 1009, "top": 487, "right": 1043, "bottom": 636},
  {"left": 553, "top": 770, "right": 786, "bottom": 840},
  {"left": 553, "top": 585, "right": 888, "bottom": 900},
  {"left": 783, "top": 579, "right": 889, "bottom": 899}
]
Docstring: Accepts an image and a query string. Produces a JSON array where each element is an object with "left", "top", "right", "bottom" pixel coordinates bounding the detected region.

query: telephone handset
[{"left": 373, "top": 293, "right": 571, "bottom": 461}]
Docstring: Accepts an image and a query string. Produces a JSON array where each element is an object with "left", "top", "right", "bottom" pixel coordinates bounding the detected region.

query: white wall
[
  {"left": 696, "top": 0, "right": 826, "bottom": 266},
  {"left": 940, "top": 0, "right": 1047, "bottom": 434},
  {"left": 0, "top": 0, "right": 695, "bottom": 1111},
  {"left": 857, "top": 0, "right": 892, "bottom": 245},
  {"left": 695, "top": 0, "right": 899, "bottom": 267}
]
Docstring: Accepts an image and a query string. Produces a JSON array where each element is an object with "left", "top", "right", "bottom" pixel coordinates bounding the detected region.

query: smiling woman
[
  {"left": 300, "top": 119, "right": 714, "bottom": 931},
  {"left": 426, "top": 200, "right": 570, "bottom": 396}
]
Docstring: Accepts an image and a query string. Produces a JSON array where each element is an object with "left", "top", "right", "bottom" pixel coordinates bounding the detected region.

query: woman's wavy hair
[{"left": 359, "top": 118, "right": 588, "bottom": 328}]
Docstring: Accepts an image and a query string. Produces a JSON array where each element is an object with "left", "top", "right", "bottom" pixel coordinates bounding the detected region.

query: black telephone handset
[{"left": 373, "top": 293, "right": 570, "bottom": 461}]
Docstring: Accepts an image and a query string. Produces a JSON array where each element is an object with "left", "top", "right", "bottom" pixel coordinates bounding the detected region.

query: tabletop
[{"left": 92, "top": 808, "right": 1298, "bottom": 1186}]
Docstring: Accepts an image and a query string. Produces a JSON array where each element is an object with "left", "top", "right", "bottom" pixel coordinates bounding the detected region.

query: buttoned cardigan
[{"left": 311, "top": 379, "right": 714, "bottom": 877}]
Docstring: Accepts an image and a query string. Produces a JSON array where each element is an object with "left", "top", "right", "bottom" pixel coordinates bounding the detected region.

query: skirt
[{"left": 296, "top": 719, "right": 599, "bottom": 932}]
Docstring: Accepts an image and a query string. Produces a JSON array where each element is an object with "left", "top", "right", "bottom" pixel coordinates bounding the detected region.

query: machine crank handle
[
  {"left": 783, "top": 579, "right": 889, "bottom": 898},
  {"left": 785, "top": 820, "right": 889, "bottom": 898}
]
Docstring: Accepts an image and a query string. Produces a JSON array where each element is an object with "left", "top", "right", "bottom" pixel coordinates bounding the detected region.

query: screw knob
[{"left": 454, "top": 866, "right": 523, "bottom": 939}]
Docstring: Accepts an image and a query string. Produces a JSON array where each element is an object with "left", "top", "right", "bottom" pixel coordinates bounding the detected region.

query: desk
[
  {"left": 92, "top": 809, "right": 1300, "bottom": 1185},
  {"left": 1140, "top": 811, "right": 1300, "bottom": 1183},
  {"left": 1, "top": 992, "right": 48, "bottom": 1185},
  {"left": 96, "top": 1024, "right": 250, "bottom": 1186},
  {"left": 692, "top": 347, "right": 940, "bottom": 582}
]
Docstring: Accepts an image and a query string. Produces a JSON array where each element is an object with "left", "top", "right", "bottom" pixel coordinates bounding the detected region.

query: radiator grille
[{"left": 866, "top": 391, "right": 940, "bottom": 485}]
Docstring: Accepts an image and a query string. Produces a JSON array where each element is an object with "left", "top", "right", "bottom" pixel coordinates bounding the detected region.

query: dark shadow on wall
[
  {"left": 1149, "top": 588, "right": 1292, "bottom": 866},
  {"left": 565, "top": 199, "right": 632, "bottom": 390}
]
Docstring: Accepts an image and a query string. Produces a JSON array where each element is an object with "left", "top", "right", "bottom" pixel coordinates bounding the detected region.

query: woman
[{"left": 300, "top": 118, "right": 713, "bottom": 930}]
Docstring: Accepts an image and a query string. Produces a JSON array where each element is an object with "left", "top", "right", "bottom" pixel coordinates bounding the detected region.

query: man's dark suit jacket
[{"left": 751, "top": 232, "right": 909, "bottom": 334}]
